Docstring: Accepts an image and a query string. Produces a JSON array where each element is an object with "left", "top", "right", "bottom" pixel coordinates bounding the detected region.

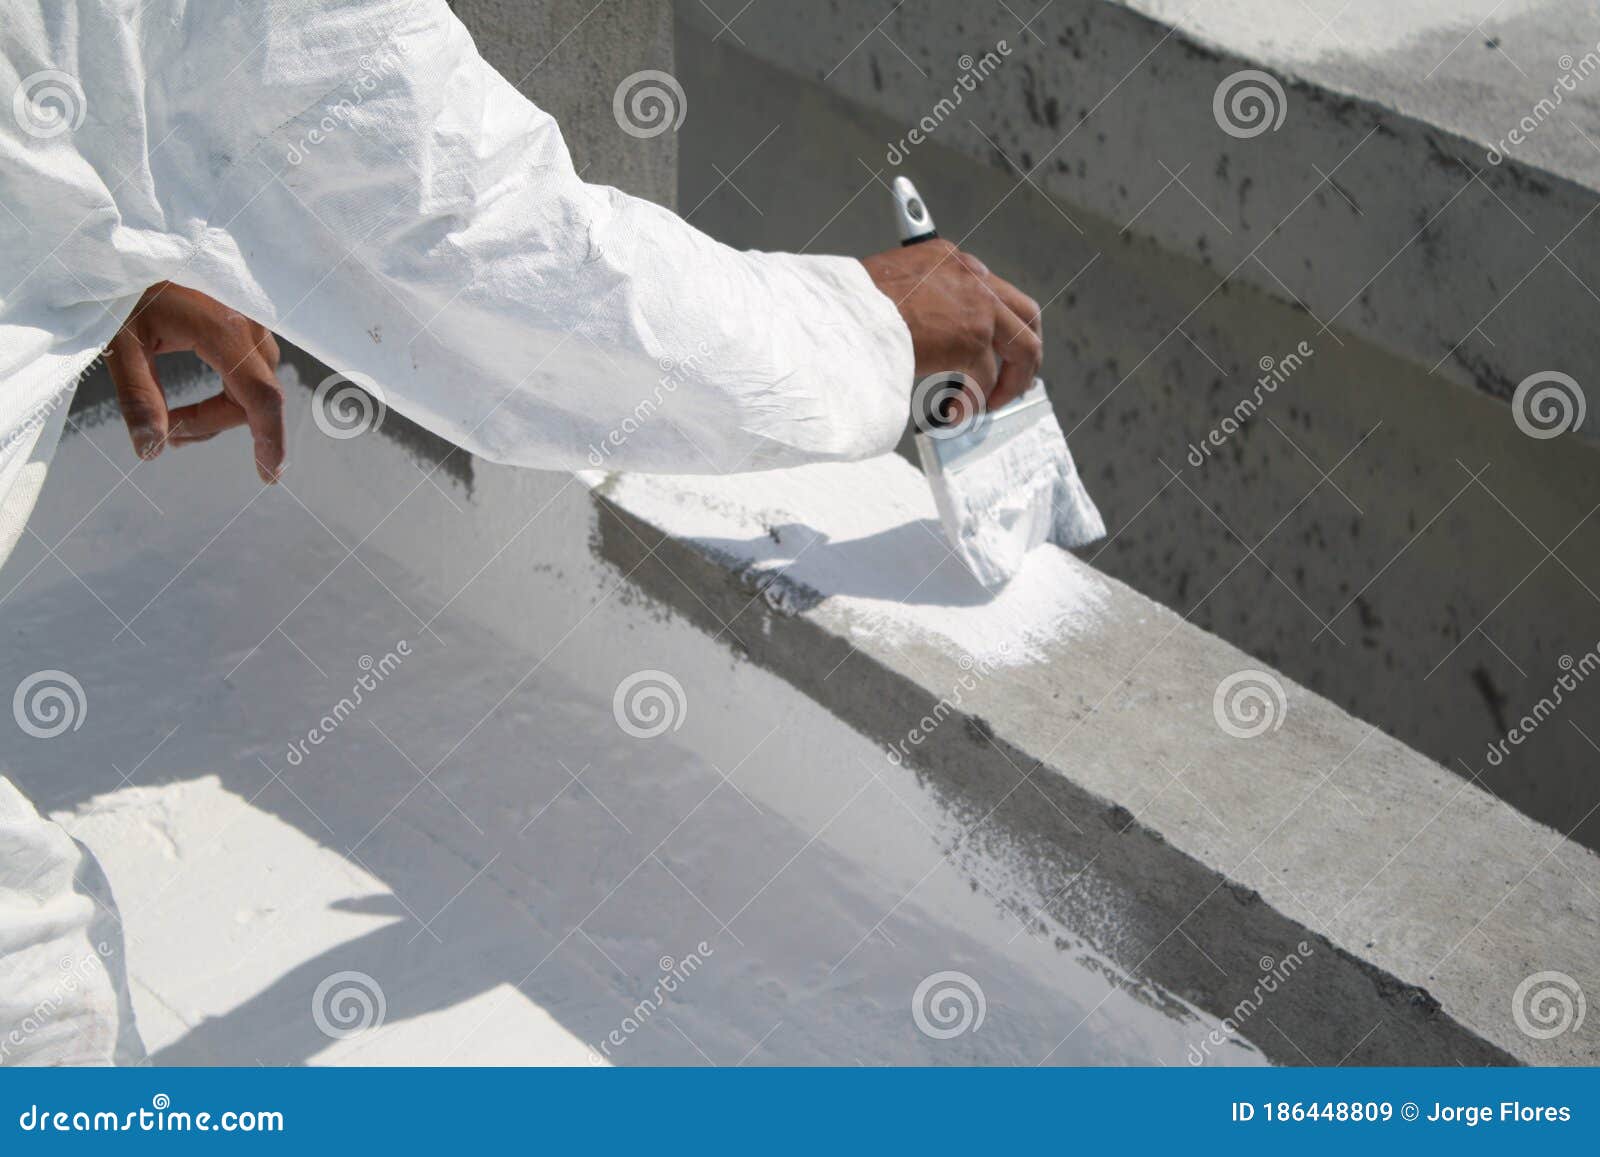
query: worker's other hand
[
  {"left": 861, "top": 239, "right": 1042, "bottom": 415},
  {"left": 107, "top": 282, "right": 286, "bottom": 483}
]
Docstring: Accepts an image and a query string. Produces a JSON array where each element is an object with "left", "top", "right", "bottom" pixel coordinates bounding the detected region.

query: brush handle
[
  {"left": 892, "top": 176, "right": 938, "bottom": 245},
  {"left": 893, "top": 177, "right": 964, "bottom": 430}
]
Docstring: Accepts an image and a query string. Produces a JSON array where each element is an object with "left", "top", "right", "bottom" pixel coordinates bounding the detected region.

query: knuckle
[{"left": 240, "top": 375, "right": 284, "bottom": 416}]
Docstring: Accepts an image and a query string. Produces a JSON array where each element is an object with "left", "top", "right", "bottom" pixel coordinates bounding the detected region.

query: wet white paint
[
  {"left": 0, "top": 374, "right": 1262, "bottom": 1066},
  {"left": 587, "top": 462, "right": 1112, "bottom": 669}
]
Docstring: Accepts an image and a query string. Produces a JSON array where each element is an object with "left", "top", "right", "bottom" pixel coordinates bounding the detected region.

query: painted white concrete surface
[{"left": 0, "top": 368, "right": 1257, "bottom": 1066}]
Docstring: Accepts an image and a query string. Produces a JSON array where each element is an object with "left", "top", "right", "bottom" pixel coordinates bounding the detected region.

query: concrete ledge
[
  {"left": 674, "top": 9, "right": 1600, "bottom": 869},
  {"left": 47, "top": 347, "right": 1600, "bottom": 1064},
  {"left": 589, "top": 456, "right": 1600, "bottom": 1066}
]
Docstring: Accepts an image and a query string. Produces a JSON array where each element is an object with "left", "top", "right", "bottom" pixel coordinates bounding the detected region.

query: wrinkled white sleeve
[{"left": 183, "top": 2, "right": 914, "bottom": 476}]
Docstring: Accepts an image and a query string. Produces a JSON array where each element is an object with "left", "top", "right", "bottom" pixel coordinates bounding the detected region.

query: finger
[
  {"left": 960, "top": 333, "right": 999, "bottom": 403},
  {"left": 956, "top": 251, "right": 992, "bottom": 280},
  {"left": 106, "top": 329, "right": 169, "bottom": 460},
  {"left": 989, "top": 299, "right": 1043, "bottom": 412},
  {"left": 232, "top": 362, "right": 286, "bottom": 483},
  {"left": 195, "top": 322, "right": 287, "bottom": 484},
  {"left": 986, "top": 273, "right": 1043, "bottom": 340},
  {"left": 167, "top": 393, "right": 248, "bottom": 441}
]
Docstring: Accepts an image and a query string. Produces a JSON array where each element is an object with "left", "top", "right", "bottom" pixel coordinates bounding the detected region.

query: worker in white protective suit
[{"left": 1, "top": 1, "right": 1047, "bottom": 1064}]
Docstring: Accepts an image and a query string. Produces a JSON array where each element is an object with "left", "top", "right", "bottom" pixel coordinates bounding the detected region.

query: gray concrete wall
[
  {"left": 673, "top": 7, "right": 1600, "bottom": 852},
  {"left": 452, "top": 0, "right": 677, "bottom": 207},
  {"left": 680, "top": 0, "right": 1600, "bottom": 439}
]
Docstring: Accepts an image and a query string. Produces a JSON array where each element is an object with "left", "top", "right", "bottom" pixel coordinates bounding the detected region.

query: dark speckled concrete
[{"left": 673, "top": 14, "right": 1600, "bottom": 850}]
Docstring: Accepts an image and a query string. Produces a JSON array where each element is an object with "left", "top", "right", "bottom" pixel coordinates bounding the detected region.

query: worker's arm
[{"left": 157, "top": 2, "right": 1040, "bottom": 478}]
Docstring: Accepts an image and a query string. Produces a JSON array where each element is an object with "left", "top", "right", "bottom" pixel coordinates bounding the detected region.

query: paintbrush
[{"left": 892, "top": 176, "right": 1106, "bottom": 588}]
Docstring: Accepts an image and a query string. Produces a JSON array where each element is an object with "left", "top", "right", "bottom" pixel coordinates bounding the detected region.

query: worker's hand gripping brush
[{"left": 892, "top": 177, "right": 1106, "bottom": 588}]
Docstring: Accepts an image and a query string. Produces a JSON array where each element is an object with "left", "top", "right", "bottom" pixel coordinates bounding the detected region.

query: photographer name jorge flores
[{"left": 1427, "top": 1102, "right": 1572, "bottom": 1126}]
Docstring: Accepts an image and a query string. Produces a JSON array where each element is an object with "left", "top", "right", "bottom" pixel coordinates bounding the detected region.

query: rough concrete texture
[
  {"left": 681, "top": 0, "right": 1600, "bottom": 438},
  {"left": 452, "top": 0, "right": 677, "bottom": 207},
  {"left": 673, "top": 14, "right": 1600, "bottom": 854},
  {"left": 592, "top": 454, "right": 1600, "bottom": 1066}
]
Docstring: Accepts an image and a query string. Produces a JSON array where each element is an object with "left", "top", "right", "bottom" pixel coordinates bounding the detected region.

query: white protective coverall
[{"left": 0, "top": 0, "right": 913, "bottom": 1064}]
